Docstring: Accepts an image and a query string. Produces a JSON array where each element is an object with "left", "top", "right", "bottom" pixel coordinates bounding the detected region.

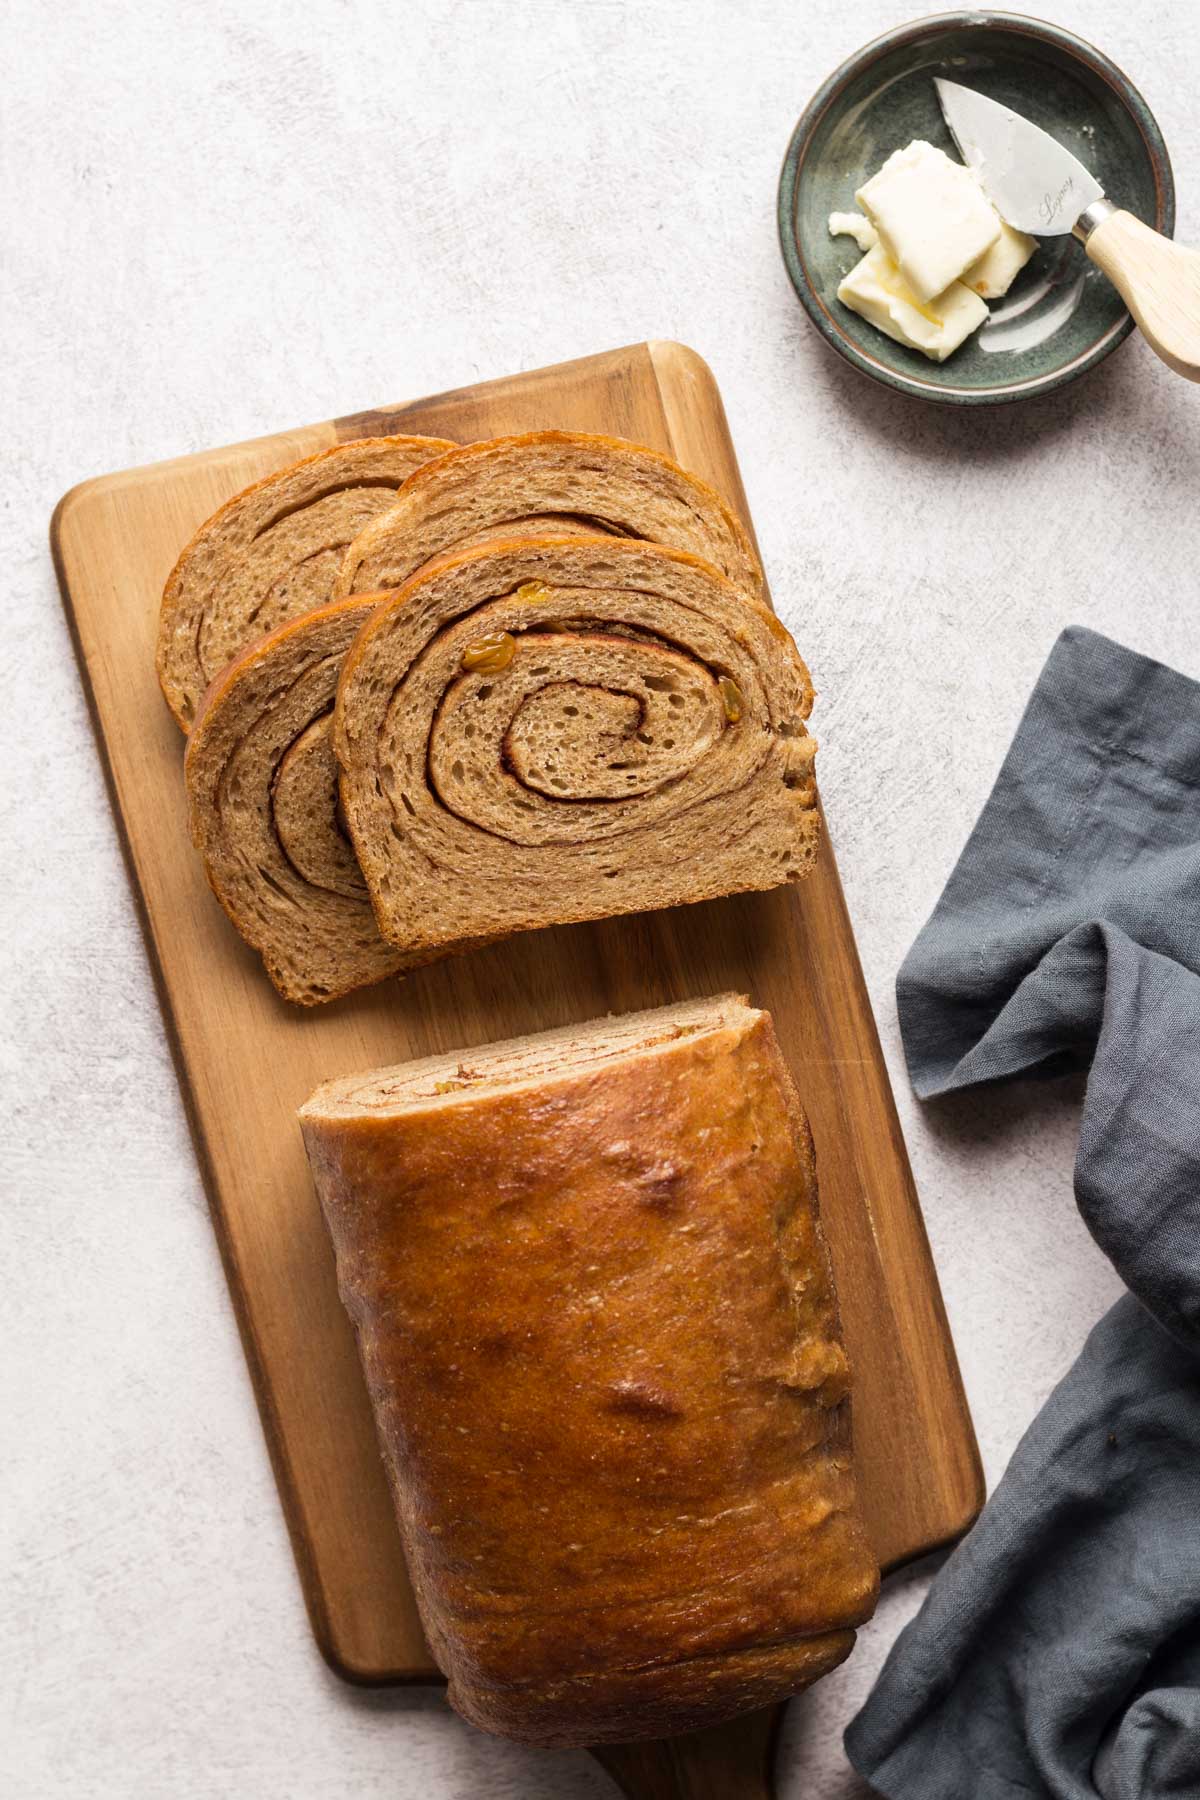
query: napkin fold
[{"left": 845, "top": 627, "right": 1200, "bottom": 1800}]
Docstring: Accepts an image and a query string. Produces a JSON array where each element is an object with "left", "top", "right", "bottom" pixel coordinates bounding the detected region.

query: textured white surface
[{"left": 4, "top": 2, "right": 1199, "bottom": 1796}]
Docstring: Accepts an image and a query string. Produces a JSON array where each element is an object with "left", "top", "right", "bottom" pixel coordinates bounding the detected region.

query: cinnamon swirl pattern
[
  {"left": 158, "top": 434, "right": 455, "bottom": 731},
  {"left": 185, "top": 596, "right": 405, "bottom": 1004},
  {"left": 334, "top": 536, "right": 818, "bottom": 959},
  {"left": 332, "top": 431, "right": 764, "bottom": 605}
]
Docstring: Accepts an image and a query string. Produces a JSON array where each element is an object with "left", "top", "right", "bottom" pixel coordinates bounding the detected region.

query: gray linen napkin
[{"left": 844, "top": 627, "right": 1200, "bottom": 1800}]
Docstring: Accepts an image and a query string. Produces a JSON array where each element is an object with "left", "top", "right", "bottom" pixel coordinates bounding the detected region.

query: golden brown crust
[
  {"left": 300, "top": 1000, "right": 879, "bottom": 1746},
  {"left": 454, "top": 1627, "right": 857, "bottom": 1747}
]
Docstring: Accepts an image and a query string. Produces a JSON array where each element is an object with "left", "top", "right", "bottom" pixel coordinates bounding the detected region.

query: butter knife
[{"left": 935, "top": 77, "right": 1200, "bottom": 382}]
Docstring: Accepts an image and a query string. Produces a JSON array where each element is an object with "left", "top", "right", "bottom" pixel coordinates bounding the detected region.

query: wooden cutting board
[{"left": 52, "top": 342, "right": 984, "bottom": 1705}]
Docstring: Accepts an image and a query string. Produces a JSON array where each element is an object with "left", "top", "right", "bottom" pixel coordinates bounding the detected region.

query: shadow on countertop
[{"left": 779, "top": 286, "right": 1200, "bottom": 474}]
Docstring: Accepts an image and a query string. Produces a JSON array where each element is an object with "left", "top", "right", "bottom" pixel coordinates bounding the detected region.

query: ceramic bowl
[{"left": 777, "top": 11, "right": 1175, "bottom": 404}]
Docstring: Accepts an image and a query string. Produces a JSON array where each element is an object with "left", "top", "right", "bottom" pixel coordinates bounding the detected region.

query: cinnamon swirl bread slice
[
  {"left": 158, "top": 434, "right": 455, "bottom": 731},
  {"left": 185, "top": 596, "right": 406, "bottom": 1005},
  {"left": 334, "top": 536, "right": 818, "bottom": 960},
  {"left": 333, "top": 432, "right": 763, "bottom": 603}
]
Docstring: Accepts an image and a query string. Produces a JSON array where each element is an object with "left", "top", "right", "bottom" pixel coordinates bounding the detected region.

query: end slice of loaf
[
  {"left": 157, "top": 433, "right": 455, "bottom": 731},
  {"left": 333, "top": 534, "right": 819, "bottom": 960},
  {"left": 332, "top": 430, "right": 764, "bottom": 603}
]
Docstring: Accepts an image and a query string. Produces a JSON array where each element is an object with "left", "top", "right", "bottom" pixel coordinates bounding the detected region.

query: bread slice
[
  {"left": 332, "top": 431, "right": 764, "bottom": 603},
  {"left": 157, "top": 433, "right": 455, "bottom": 731},
  {"left": 185, "top": 596, "right": 406, "bottom": 1004},
  {"left": 334, "top": 535, "right": 818, "bottom": 959},
  {"left": 299, "top": 994, "right": 879, "bottom": 1746}
]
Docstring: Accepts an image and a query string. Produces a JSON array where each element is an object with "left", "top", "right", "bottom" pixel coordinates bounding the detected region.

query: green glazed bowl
[{"left": 778, "top": 11, "right": 1175, "bottom": 404}]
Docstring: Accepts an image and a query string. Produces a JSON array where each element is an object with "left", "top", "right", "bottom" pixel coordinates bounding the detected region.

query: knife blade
[
  {"left": 933, "top": 75, "right": 1200, "bottom": 380},
  {"left": 934, "top": 78, "right": 1104, "bottom": 235}
]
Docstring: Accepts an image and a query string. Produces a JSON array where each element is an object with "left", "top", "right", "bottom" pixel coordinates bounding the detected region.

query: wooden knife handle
[
  {"left": 1083, "top": 208, "right": 1200, "bottom": 381},
  {"left": 589, "top": 1705, "right": 782, "bottom": 1800}
]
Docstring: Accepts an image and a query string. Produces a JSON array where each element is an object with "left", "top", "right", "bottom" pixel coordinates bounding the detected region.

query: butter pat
[
  {"left": 837, "top": 245, "right": 988, "bottom": 363},
  {"left": 856, "top": 140, "right": 1000, "bottom": 304},
  {"left": 828, "top": 210, "right": 878, "bottom": 253},
  {"left": 962, "top": 217, "right": 1037, "bottom": 298}
]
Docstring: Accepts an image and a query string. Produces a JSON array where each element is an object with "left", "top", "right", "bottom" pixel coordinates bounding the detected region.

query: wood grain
[
  {"left": 1085, "top": 209, "right": 1200, "bottom": 381},
  {"left": 594, "top": 1706, "right": 781, "bottom": 1799},
  {"left": 51, "top": 342, "right": 984, "bottom": 1700}
]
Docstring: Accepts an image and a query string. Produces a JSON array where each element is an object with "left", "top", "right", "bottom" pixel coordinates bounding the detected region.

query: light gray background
[{"left": 4, "top": 2, "right": 1198, "bottom": 1795}]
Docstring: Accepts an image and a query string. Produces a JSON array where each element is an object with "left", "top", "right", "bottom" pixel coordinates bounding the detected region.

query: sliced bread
[
  {"left": 185, "top": 596, "right": 405, "bottom": 1004},
  {"left": 334, "top": 534, "right": 818, "bottom": 960},
  {"left": 157, "top": 433, "right": 455, "bottom": 730},
  {"left": 332, "top": 431, "right": 764, "bottom": 602}
]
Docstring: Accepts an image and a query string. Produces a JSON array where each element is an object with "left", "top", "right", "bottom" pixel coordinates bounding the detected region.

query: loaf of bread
[
  {"left": 185, "top": 596, "right": 406, "bottom": 1004},
  {"left": 334, "top": 535, "right": 818, "bottom": 961},
  {"left": 332, "top": 431, "right": 764, "bottom": 603},
  {"left": 157, "top": 434, "right": 455, "bottom": 730},
  {"left": 299, "top": 993, "right": 879, "bottom": 1746}
]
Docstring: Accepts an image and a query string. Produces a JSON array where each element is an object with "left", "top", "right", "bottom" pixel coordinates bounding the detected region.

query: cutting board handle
[
  {"left": 1082, "top": 207, "right": 1200, "bottom": 382},
  {"left": 589, "top": 1704, "right": 782, "bottom": 1799}
]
